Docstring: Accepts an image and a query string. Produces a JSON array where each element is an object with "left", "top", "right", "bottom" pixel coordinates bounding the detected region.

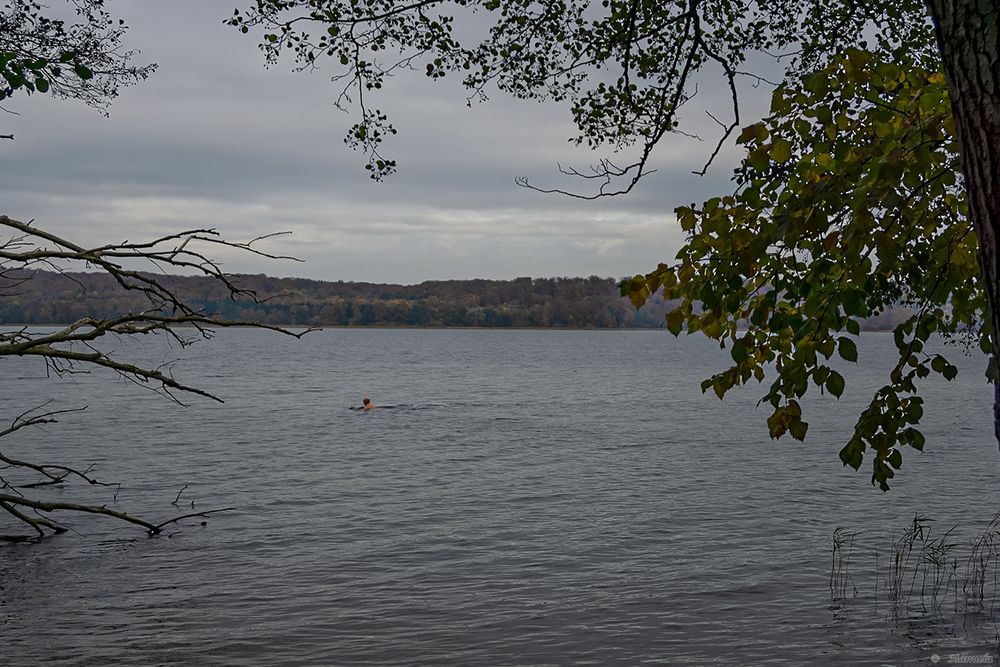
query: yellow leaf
[{"left": 770, "top": 138, "right": 792, "bottom": 164}]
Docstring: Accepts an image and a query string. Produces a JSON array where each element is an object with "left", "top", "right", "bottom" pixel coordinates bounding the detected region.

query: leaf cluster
[
  {"left": 231, "top": 0, "right": 934, "bottom": 193},
  {"left": 0, "top": 0, "right": 155, "bottom": 113},
  {"left": 621, "top": 49, "right": 984, "bottom": 490}
]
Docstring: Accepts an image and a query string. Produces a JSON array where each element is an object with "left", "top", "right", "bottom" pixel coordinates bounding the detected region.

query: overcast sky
[{"left": 3, "top": 1, "right": 768, "bottom": 284}]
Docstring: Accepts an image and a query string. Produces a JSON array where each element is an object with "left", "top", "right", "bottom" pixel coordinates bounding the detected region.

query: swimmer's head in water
[{"left": 362, "top": 397, "right": 371, "bottom": 406}]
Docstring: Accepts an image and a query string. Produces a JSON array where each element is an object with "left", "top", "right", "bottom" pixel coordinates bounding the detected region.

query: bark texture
[{"left": 926, "top": 0, "right": 1000, "bottom": 443}]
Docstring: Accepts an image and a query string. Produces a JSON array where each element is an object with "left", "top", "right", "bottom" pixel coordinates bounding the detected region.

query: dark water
[{"left": 3, "top": 329, "right": 1000, "bottom": 665}]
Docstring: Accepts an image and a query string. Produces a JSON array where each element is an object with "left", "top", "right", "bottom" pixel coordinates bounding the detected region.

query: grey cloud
[{"left": 2, "top": 1, "right": 763, "bottom": 283}]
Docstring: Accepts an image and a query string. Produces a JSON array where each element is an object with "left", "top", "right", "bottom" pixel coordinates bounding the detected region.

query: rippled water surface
[{"left": 3, "top": 329, "right": 1000, "bottom": 665}]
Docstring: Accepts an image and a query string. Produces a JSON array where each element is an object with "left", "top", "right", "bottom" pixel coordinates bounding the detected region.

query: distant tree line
[
  {"left": 0, "top": 271, "right": 670, "bottom": 328},
  {"left": 0, "top": 270, "right": 913, "bottom": 330}
]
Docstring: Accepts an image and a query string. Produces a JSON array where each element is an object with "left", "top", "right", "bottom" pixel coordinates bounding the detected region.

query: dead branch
[
  {"left": 1, "top": 213, "right": 312, "bottom": 539},
  {"left": 0, "top": 493, "right": 235, "bottom": 536},
  {"left": 0, "top": 494, "right": 157, "bottom": 533},
  {"left": 152, "top": 508, "right": 236, "bottom": 532}
]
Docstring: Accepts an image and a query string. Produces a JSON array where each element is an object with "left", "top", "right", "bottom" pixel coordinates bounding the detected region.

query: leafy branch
[{"left": 620, "top": 50, "right": 981, "bottom": 490}]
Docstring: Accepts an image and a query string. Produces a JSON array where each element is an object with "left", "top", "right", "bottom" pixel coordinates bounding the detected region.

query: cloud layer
[{"left": 1, "top": 1, "right": 758, "bottom": 283}]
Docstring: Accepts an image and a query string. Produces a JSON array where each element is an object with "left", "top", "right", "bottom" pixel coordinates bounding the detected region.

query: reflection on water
[{"left": 2, "top": 329, "right": 999, "bottom": 665}]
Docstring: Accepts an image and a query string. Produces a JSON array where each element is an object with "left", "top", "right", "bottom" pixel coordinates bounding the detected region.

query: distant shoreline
[
  {"left": 0, "top": 269, "right": 914, "bottom": 332},
  {"left": 3, "top": 322, "right": 904, "bottom": 334}
]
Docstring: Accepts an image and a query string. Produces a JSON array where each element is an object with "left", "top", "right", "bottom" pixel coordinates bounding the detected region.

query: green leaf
[
  {"left": 789, "top": 418, "right": 808, "bottom": 441},
  {"left": 747, "top": 146, "right": 770, "bottom": 172},
  {"left": 826, "top": 371, "right": 845, "bottom": 398},
  {"left": 837, "top": 337, "right": 858, "bottom": 362},
  {"left": 802, "top": 72, "right": 829, "bottom": 95},
  {"left": 73, "top": 64, "right": 93, "bottom": 80},
  {"left": 931, "top": 355, "right": 946, "bottom": 373},
  {"left": 731, "top": 338, "right": 748, "bottom": 363},
  {"left": 712, "top": 382, "right": 725, "bottom": 400},
  {"left": 907, "top": 429, "right": 926, "bottom": 451},
  {"left": 767, "top": 407, "right": 788, "bottom": 438},
  {"left": 665, "top": 308, "right": 684, "bottom": 336},
  {"left": 3, "top": 69, "right": 25, "bottom": 88},
  {"left": 770, "top": 137, "right": 792, "bottom": 164},
  {"left": 737, "top": 122, "right": 768, "bottom": 145},
  {"left": 839, "top": 438, "right": 864, "bottom": 470},
  {"left": 627, "top": 284, "right": 648, "bottom": 310},
  {"left": 872, "top": 459, "right": 894, "bottom": 491},
  {"left": 887, "top": 448, "right": 903, "bottom": 469},
  {"left": 817, "top": 336, "right": 835, "bottom": 359},
  {"left": 843, "top": 289, "right": 868, "bottom": 318}
]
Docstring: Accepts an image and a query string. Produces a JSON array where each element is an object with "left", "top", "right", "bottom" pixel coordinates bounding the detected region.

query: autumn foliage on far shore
[{"left": 1, "top": 269, "right": 913, "bottom": 330}]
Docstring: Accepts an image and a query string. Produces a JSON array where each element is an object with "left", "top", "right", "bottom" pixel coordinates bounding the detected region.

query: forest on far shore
[{"left": 1, "top": 270, "right": 912, "bottom": 330}]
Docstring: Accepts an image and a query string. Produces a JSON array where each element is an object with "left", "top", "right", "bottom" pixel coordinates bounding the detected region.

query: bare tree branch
[{"left": 1, "top": 214, "right": 314, "bottom": 539}]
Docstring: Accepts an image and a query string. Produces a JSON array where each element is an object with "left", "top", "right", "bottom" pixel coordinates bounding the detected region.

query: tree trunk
[{"left": 925, "top": 0, "right": 1000, "bottom": 444}]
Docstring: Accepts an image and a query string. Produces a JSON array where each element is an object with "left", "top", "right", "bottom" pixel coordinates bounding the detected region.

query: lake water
[{"left": 3, "top": 328, "right": 1000, "bottom": 665}]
